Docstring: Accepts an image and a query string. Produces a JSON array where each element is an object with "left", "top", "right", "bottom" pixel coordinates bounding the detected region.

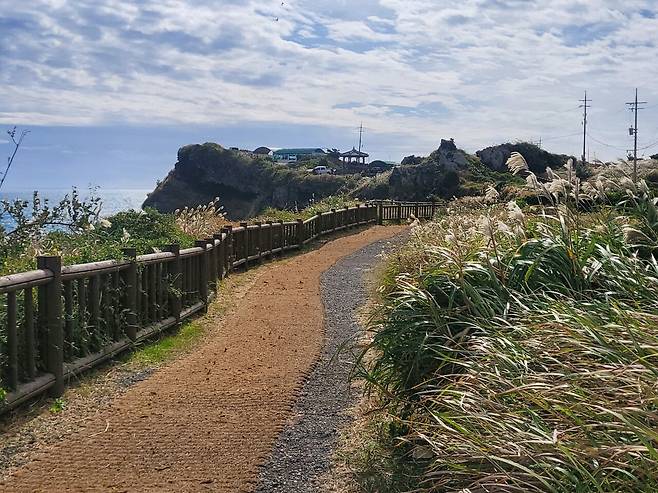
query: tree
[{"left": 2, "top": 126, "right": 29, "bottom": 190}]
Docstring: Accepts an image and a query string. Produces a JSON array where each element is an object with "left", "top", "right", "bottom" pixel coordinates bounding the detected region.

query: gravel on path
[{"left": 256, "top": 231, "right": 409, "bottom": 493}]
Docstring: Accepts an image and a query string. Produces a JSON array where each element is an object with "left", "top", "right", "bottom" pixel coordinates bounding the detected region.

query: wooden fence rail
[{"left": 0, "top": 201, "right": 435, "bottom": 413}]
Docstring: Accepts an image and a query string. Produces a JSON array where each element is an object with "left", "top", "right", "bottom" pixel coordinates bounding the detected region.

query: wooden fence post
[
  {"left": 296, "top": 219, "right": 305, "bottom": 248},
  {"left": 37, "top": 255, "right": 64, "bottom": 397},
  {"left": 431, "top": 199, "right": 437, "bottom": 219},
  {"left": 225, "top": 225, "right": 233, "bottom": 272},
  {"left": 331, "top": 209, "right": 337, "bottom": 232},
  {"left": 345, "top": 205, "right": 351, "bottom": 229},
  {"left": 397, "top": 201, "right": 402, "bottom": 224},
  {"left": 165, "top": 244, "right": 182, "bottom": 325},
  {"left": 6, "top": 291, "right": 17, "bottom": 390},
  {"left": 214, "top": 233, "right": 225, "bottom": 280},
  {"left": 316, "top": 214, "right": 323, "bottom": 236},
  {"left": 278, "top": 220, "right": 285, "bottom": 249},
  {"left": 207, "top": 237, "right": 218, "bottom": 287},
  {"left": 122, "top": 248, "right": 138, "bottom": 341},
  {"left": 195, "top": 241, "right": 209, "bottom": 310},
  {"left": 377, "top": 201, "right": 383, "bottom": 225},
  {"left": 267, "top": 221, "right": 274, "bottom": 255},
  {"left": 240, "top": 222, "right": 249, "bottom": 268},
  {"left": 255, "top": 222, "right": 262, "bottom": 261}
]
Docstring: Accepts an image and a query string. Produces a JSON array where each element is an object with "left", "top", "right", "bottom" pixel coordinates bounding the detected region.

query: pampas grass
[
  {"left": 174, "top": 197, "right": 228, "bottom": 238},
  {"left": 353, "top": 155, "right": 658, "bottom": 493},
  {"left": 506, "top": 152, "right": 530, "bottom": 175}
]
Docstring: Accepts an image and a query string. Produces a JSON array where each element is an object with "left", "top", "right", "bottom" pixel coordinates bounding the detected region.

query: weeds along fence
[{"left": 0, "top": 201, "right": 435, "bottom": 413}]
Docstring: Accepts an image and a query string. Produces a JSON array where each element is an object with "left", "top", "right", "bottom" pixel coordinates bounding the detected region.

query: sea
[{"left": 0, "top": 188, "right": 151, "bottom": 229}]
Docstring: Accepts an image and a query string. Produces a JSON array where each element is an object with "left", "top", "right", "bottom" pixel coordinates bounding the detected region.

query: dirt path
[
  {"left": 0, "top": 225, "right": 406, "bottom": 493},
  {"left": 256, "top": 232, "right": 409, "bottom": 492}
]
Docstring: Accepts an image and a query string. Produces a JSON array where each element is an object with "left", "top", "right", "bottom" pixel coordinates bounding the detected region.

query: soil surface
[
  {"left": 0, "top": 225, "right": 406, "bottom": 493},
  {"left": 0, "top": 267, "right": 263, "bottom": 481},
  {"left": 256, "top": 233, "right": 408, "bottom": 493}
]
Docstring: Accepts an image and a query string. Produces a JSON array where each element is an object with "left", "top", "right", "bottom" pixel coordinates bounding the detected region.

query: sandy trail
[{"left": 0, "top": 225, "right": 406, "bottom": 493}]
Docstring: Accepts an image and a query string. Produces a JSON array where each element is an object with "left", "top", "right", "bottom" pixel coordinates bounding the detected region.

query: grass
[
  {"left": 254, "top": 195, "right": 360, "bottom": 222},
  {"left": 348, "top": 161, "right": 658, "bottom": 492},
  {"left": 336, "top": 410, "right": 425, "bottom": 493},
  {"left": 129, "top": 321, "right": 205, "bottom": 367}
]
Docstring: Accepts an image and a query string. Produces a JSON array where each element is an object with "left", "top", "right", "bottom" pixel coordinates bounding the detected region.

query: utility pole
[
  {"left": 626, "top": 88, "right": 647, "bottom": 182},
  {"left": 579, "top": 91, "right": 591, "bottom": 167},
  {"left": 358, "top": 122, "right": 364, "bottom": 153}
]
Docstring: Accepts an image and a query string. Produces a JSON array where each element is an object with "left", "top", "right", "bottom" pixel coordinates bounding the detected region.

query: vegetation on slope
[
  {"left": 349, "top": 157, "right": 658, "bottom": 492},
  {"left": 0, "top": 190, "right": 359, "bottom": 276}
]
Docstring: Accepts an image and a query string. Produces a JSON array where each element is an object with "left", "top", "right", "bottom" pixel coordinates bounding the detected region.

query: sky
[{"left": 1, "top": 0, "right": 658, "bottom": 190}]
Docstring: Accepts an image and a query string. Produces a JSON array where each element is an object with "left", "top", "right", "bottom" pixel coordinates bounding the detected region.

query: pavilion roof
[{"left": 340, "top": 147, "right": 369, "bottom": 157}]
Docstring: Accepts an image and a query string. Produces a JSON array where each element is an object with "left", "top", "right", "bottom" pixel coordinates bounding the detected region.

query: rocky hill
[
  {"left": 143, "top": 143, "right": 358, "bottom": 219},
  {"left": 353, "top": 139, "right": 519, "bottom": 201},
  {"left": 144, "top": 140, "right": 575, "bottom": 218}
]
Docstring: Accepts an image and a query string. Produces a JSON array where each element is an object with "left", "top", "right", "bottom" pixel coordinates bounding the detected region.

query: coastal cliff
[{"left": 143, "top": 143, "right": 357, "bottom": 219}]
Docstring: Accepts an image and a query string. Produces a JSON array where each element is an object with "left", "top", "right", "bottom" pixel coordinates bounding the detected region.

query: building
[
  {"left": 273, "top": 148, "right": 326, "bottom": 162},
  {"left": 340, "top": 148, "right": 369, "bottom": 165}
]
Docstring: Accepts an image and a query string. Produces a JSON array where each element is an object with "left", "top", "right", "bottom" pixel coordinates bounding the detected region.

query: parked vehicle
[{"left": 310, "top": 165, "right": 330, "bottom": 175}]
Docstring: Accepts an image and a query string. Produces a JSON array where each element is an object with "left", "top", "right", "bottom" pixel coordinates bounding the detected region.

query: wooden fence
[{"left": 0, "top": 201, "right": 435, "bottom": 413}]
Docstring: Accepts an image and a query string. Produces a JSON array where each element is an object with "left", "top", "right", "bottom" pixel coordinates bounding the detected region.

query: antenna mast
[{"left": 358, "top": 123, "right": 363, "bottom": 153}]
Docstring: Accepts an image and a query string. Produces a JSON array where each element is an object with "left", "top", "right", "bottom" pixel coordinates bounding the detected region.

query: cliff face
[{"left": 143, "top": 143, "right": 356, "bottom": 219}]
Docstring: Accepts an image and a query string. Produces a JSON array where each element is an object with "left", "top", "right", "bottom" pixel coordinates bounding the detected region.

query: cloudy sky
[{"left": 1, "top": 0, "right": 658, "bottom": 189}]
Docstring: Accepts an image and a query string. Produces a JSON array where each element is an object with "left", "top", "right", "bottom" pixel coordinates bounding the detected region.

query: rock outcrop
[
  {"left": 477, "top": 142, "right": 573, "bottom": 174},
  {"left": 354, "top": 139, "right": 485, "bottom": 201},
  {"left": 143, "top": 143, "right": 356, "bottom": 219}
]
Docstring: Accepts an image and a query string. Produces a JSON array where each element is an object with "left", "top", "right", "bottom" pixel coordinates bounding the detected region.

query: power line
[
  {"left": 541, "top": 131, "right": 582, "bottom": 142},
  {"left": 626, "top": 88, "right": 647, "bottom": 182},
  {"left": 638, "top": 139, "right": 658, "bottom": 151},
  {"left": 587, "top": 132, "right": 628, "bottom": 151}
]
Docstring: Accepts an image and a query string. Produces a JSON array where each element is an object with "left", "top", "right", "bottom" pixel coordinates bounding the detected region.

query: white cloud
[{"left": 0, "top": 0, "right": 657, "bottom": 159}]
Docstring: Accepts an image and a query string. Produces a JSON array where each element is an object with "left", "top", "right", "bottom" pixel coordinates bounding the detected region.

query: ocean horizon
[{"left": 0, "top": 188, "right": 151, "bottom": 218}]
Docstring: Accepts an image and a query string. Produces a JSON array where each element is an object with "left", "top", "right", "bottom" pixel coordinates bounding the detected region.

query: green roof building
[{"left": 273, "top": 148, "right": 326, "bottom": 162}]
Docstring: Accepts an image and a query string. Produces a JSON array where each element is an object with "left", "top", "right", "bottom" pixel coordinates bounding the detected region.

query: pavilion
[{"left": 340, "top": 148, "right": 369, "bottom": 165}]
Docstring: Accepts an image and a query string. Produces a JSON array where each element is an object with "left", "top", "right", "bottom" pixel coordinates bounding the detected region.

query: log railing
[{"left": 0, "top": 201, "right": 435, "bottom": 413}]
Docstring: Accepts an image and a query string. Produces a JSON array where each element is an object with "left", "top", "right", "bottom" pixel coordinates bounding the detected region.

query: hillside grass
[{"left": 349, "top": 168, "right": 658, "bottom": 492}]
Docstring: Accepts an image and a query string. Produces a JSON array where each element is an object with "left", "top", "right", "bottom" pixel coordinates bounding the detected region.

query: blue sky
[{"left": 1, "top": 0, "right": 658, "bottom": 189}]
